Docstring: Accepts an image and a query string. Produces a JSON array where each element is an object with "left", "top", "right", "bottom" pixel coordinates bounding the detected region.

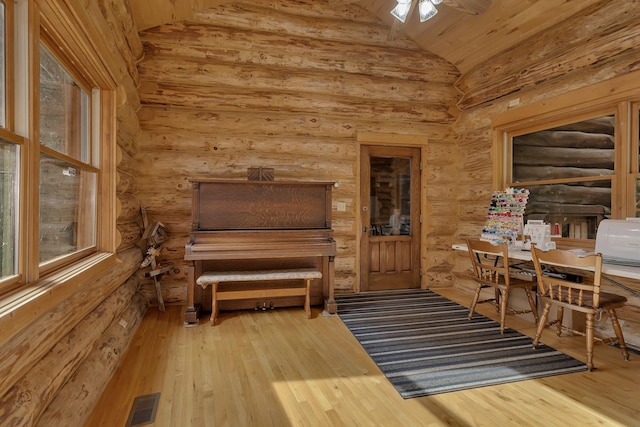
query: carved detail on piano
[
  {"left": 184, "top": 179, "right": 337, "bottom": 325},
  {"left": 247, "top": 167, "right": 274, "bottom": 181}
]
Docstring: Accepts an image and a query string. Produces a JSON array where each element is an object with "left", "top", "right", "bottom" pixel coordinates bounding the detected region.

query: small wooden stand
[{"left": 140, "top": 207, "right": 172, "bottom": 311}]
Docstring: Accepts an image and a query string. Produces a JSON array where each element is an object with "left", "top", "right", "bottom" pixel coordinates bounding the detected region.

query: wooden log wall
[
  {"left": 5, "top": 0, "right": 639, "bottom": 424},
  {"left": 455, "top": 0, "right": 640, "bottom": 110},
  {"left": 134, "top": 0, "right": 461, "bottom": 303},
  {"left": 0, "top": 1, "right": 147, "bottom": 426},
  {"left": 451, "top": 0, "right": 640, "bottom": 348},
  {"left": 2, "top": 1, "right": 638, "bottom": 424}
]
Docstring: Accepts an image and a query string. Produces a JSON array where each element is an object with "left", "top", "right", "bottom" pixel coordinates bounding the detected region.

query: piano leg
[
  {"left": 305, "top": 279, "right": 312, "bottom": 319},
  {"left": 184, "top": 264, "right": 201, "bottom": 325},
  {"left": 211, "top": 282, "right": 219, "bottom": 326},
  {"left": 324, "top": 255, "right": 337, "bottom": 315}
]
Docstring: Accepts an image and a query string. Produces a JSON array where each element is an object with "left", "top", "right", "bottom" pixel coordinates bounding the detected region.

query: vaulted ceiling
[{"left": 126, "top": 0, "right": 602, "bottom": 75}]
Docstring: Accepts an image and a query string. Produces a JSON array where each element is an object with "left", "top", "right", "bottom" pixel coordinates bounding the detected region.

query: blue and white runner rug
[{"left": 336, "top": 289, "right": 587, "bottom": 398}]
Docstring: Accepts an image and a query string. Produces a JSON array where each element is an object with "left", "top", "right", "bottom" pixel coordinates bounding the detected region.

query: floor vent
[{"left": 126, "top": 392, "right": 160, "bottom": 426}]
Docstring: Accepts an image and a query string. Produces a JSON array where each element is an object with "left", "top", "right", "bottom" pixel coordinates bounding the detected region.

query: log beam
[
  {"left": 0, "top": 278, "right": 143, "bottom": 426},
  {"left": 456, "top": 1, "right": 640, "bottom": 109},
  {"left": 141, "top": 23, "right": 458, "bottom": 83},
  {"left": 0, "top": 248, "right": 141, "bottom": 400},
  {"left": 137, "top": 55, "right": 459, "bottom": 104},
  {"left": 37, "top": 294, "right": 148, "bottom": 426}
]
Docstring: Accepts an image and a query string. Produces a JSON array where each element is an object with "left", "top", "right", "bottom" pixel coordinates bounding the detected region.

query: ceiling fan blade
[
  {"left": 442, "top": 0, "right": 492, "bottom": 15},
  {"left": 387, "top": 0, "right": 418, "bottom": 41}
]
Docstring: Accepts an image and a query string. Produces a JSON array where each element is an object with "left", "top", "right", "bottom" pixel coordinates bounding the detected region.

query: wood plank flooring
[{"left": 85, "top": 288, "right": 639, "bottom": 426}]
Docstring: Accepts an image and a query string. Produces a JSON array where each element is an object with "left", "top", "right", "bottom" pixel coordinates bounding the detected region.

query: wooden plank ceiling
[{"left": 126, "top": 0, "right": 602, "bottom": 75}]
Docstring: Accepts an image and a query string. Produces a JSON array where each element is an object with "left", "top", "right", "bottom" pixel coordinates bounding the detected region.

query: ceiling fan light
[
  {"left": 391, "top": 0, "right": 413, "bottom": 23},
  {"left": 418, "top": 0, "right": 438, "bottom": 22}
]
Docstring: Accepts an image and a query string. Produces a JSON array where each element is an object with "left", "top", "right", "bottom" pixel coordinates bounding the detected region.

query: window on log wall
[
  {"left": 510, "top": 113, "right": 615, "bottom": 239},
  {"left": 38, "top": 43, "right": 96, "bottom": 267},
  {"left": 495, "top": 83, "right": 640, "bottom": 242},
  {"left": 0, "top": 0, "right": 17, "bottom": 288},
  {"left": 0, "top": 0, "right": 116, "bottom": 295}
]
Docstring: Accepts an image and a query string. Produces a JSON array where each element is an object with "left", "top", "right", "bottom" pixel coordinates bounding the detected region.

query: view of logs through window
[{"left": 512, "top": 115, "right": 614, "bottom": 239}]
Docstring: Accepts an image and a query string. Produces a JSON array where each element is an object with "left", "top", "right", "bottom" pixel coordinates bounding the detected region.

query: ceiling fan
[
  {"left": 392, "top": 0, "right": 492, "bottom": 21},
  {"left": 330, "top": 0, "right": 491, "bottom": 17},
  {"left": 387, "top": 0, "right": 492, "bottom": 39}
]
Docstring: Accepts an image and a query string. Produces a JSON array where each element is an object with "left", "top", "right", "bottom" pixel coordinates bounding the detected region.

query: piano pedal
[
  {"left": 262, "top": 302, "right": 267, "bottom": 311},
  {"left": 255, "top": 302, "right": 260, "bottom": 311},
  {"left": 270, "top": 302, "right": 274, "bottom": 310}
]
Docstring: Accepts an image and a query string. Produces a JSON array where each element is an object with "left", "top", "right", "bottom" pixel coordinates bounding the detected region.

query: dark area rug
[{"left": 336, "top": 289, "right": 587, "bottom": 398}]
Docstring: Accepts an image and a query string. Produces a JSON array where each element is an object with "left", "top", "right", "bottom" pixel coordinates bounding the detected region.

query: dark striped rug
[{"left": 336, "top": 289, "right": 587, "bottom": 398}]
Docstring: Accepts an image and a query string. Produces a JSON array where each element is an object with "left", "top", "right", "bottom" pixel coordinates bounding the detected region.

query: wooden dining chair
[
  {"left": 531, "top": 247, "right": 629, "bottom": 371},
  {"left": 466, "top": 239, "right": 539, "bottom": 334}
]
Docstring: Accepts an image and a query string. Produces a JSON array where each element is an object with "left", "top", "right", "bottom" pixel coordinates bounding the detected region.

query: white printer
[{"left": 595, "top": 218, "right": 640, "bottom": 266}]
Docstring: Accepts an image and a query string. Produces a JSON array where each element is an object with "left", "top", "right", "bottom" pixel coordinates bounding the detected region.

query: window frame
[
  {"left": 0, "top": 0, "right": 22, "bottom": 293},
  {"left": 0, "top": 0, "right": 117, "bottom": 302},
  {"left": 1, "top": 0, "right": 14, "bottom": 130},
  {"left": 493, "top": 73, "right": 640, "bottom": 243},
  {"left": 37, "top": 36, "right": 99, "bottom": 274}
]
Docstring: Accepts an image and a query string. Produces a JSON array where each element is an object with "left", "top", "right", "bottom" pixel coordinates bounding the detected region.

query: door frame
[{"left": 356, "top": 132, "right": 428, "bottom": 292}]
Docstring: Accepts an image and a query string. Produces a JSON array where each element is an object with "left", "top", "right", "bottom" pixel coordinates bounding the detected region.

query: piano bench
[{"left": 196, "top": 268, "right": 323, "bottom": 325}]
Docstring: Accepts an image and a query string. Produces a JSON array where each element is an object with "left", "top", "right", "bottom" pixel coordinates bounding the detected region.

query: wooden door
[{"left": 360, "top": 145, "right": 421, "bottom": 291}]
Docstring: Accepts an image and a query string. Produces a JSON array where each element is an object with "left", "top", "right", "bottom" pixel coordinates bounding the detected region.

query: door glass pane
[
  {"left": 39, "top": 152, "right": 96, "bottom": 263},
  {"left": 369, "top": 156, "right": 411, "bottom": 236},
  {"left": 0, "top": 138, "right": 17, "bottom": 278}
]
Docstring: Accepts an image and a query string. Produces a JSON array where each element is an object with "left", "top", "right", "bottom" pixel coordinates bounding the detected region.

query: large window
[
  {"left": 0, "top": 0, "right": 116, "bottom": 296},
  {"left": 510, "top": 113, "right": 615, "bottom": 239},
  {"left": 0, "top": 0, "right": 15, "bottom": 287},
  {"left": 38, "top": 43, "right": 97, "bottom": 267},
  {"left": 495, "top": 82, "right": 640, "bottom": 241}
]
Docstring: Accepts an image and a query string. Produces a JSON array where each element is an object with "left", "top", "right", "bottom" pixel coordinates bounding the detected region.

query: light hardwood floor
[{"left": 85, "top": 288, "right": 639, "bottom": 426}]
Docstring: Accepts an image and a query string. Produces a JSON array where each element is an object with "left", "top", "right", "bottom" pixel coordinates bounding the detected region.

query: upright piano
[{"left": 184, "top": 179, "right": 337, "bottom": 325}]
